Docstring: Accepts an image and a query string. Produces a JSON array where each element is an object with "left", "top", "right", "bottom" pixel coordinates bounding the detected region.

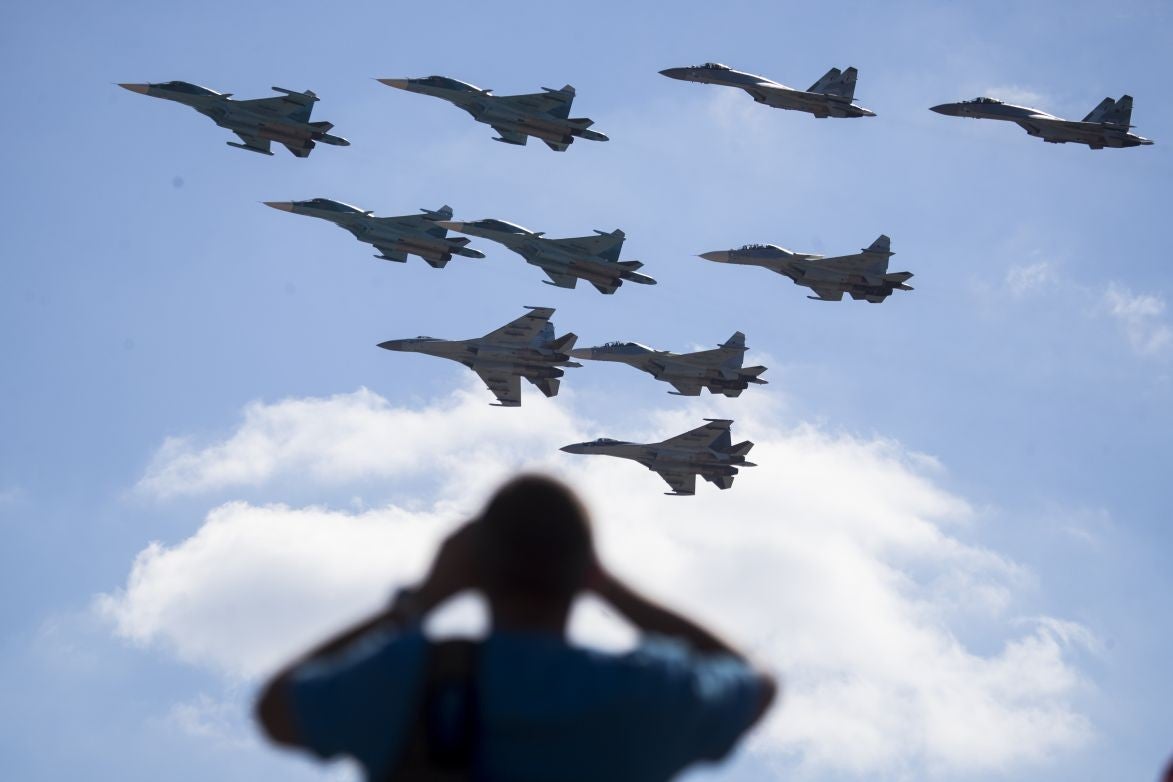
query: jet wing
[
  {"left": 666, "top": 379, "right": 704, "bottom": 396},
  {"left": 543, "top": 139, "right": 571, "bottom": 152},
  {"left": 807, "top": 286, "right": 844, "bottom": 301},
  {"left": 545, "top": 232, "right": 625, "bottom": 261},
  {"left": 491, "top": 126, "right": 529, "bottom": 145},
  {"left": 657, "top": 419, "right": 732, "bottom": 451},
  {"left": 234, "top": 91, "right": 316, "bottom": 122},
  {"left": 480, "top": 307, "right": 556, "bottom": 344},
  {"left": 540, "top": 268, "right": 580, "bottom": 289},
  {"left": 589, "top": 278, "right": 621, "bottom": 295},
  {"left": 228, "top": 131, "right": 273, "bottom": 155},
  {"left": 655, "top": 469, "right": 697, "bottom": 496},
  {"left": 475, "top": 369, "right": 522, "bottom": 407},
  {"left": 494, "top": 88, "right": 575, "bottom": 119}
]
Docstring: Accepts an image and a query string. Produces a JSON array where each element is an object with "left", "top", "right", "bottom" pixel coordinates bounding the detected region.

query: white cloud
[
  {"left": 102, "top": 389, "right": 1093, "bottom": 777},
  {"left": 1104, "top": 284, "right": 1173, "bottom": 358},
  {"left": 1005, "top": 261, "right": 1055, "bottom": 296}
]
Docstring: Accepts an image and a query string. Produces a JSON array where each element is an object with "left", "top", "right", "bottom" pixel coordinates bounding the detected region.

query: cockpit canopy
[
  {"left": 699, "top": 62, "right": 731, "bottom": 70},
  {"left": 471, "top": 219, "right": 531, "bottom": 234},
  {"left": 739, "top": 243, "right": 782, "bottom": 252},
  {"left": 418, "top": 76, "right": 482, "bottom": 92},
  {"left": 591, "top": 437, "right": 625, "bottom": 445},
  {"left": 154, "top": 81, "right": 220, "bottom": 97},
  {"left": 299, "top": 198, "right": 364, "bottom": 213},
  {"left": 967, "top": 97, "right": 1003, "bottom": 105}
]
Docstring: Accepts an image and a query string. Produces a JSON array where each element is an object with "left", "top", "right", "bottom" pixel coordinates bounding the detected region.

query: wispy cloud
[
  {"left": 1005, "top": 261, "right": 1056, "bottom": 296},
  {"left": 1104, "top": 284, "right": 1173, "bottom": 358},
  {"left": 101, "top": 389, "right": 1094, "bottom": 777},
  {"left": 982, "top": 84, "right": 1048, "bottom": 107}
]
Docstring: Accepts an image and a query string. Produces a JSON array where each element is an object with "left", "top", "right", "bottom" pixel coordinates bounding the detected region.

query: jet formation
[
  {"left": 378, "top": 76, "right": 608, "bottom": 151},
  {"left": 700, "top": 235, "right": 913, "bottom": 303},
  {"left": 263, "top": 199, "right": 484, "bottom": 268},
  {"left": 118, "top": 81, "right": 349, "bottom": 157},
  {"left": 561, "top": 419, "right": 756, "bottom": 496},
  {"left": 931, "top": 95, "right": 1152, "bottom": 149},
  {"left": 437, "top": 219, "right": 656, "bottom": 294},
  {"left": 571, "top": 332, "right": 767, "bottom": 397},
  {"left": 378, "top": 307, "right": 579, "bottom": 407},
  {"left": 660, "top": 62, "right": 875, "bottom": 118}
]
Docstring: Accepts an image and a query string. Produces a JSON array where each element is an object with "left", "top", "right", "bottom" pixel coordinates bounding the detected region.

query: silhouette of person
[{"left": 257, "top": 474, "right": 776, "bottom": 781}]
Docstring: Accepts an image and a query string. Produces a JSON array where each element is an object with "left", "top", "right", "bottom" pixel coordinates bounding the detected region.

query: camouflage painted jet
[
  {"left": 930, "top": 95, "right": 1153, "bottom": 149},
  {"left": 436, "top": 218, "right": 656, "bottom": 294},
  {"left": 262, "top": 199, "right": 483, "bottom": 268},
  {"left": 570, "top": 331, "right": 767, "bottom": 397},
  {"left": 376, "top": 76, "right": 608, "bottom": 150},
  {"left": 118, "top": 81, "right": 349, "bottom": 157},
  {"left": 561, "top": 419, "right": 756, "bottom": 496},
  {"left": 700, "top": 235, "right": 912, "bottom": 303},
  {"left": 659, "top": 62, "right": 875, "bottom": 118},
  {"left": 378, "top": 307, "right": 579, "bottom": 407}
]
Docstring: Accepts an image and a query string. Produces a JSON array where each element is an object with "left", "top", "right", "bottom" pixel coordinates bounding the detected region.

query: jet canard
[
  {"left": 378, "top": 307, "right": 580, "bottom": 407},
  {"left": 436, "top": 218, "right": 656, "bottom": 294},
  {"left": 561, "top": 419, "right": 756, "bottom": 495},
  {"left": 659, "top": 62, "right": 875, "bottom": 118},
  {"left": 700, "top": 235, "right": 912, "bottom": 303},
  {"left": 118, "top": 81, "right": 349, "bottom": 157},
  {"left": 263, "top": 199, "right": 484, "bottom": 268},
  {"left": 377, "top": 76, "right": 608, "bottom": 151},
  {"left": 570, "top": 331, "right": 767, "bottom": 397},
  {"left": 930, "top": 95, "right": 1153, "bottom": 149}
]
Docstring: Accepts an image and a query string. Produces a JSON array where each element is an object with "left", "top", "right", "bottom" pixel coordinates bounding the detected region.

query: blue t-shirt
[{"left": 288, "top": 629, "right": 765, "bottom": 781}]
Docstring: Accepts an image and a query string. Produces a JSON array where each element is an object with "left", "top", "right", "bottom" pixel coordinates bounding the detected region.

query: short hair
[{"left": 477, "top": 474, "right": 593, "bottom": 604}]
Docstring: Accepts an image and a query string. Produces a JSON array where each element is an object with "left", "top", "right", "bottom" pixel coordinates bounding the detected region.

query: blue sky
[{"left": 2, "top": 1, "right": 1171, "bottom": 780}]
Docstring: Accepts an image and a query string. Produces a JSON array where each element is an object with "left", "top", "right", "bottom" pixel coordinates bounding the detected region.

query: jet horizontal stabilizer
[
  {"left": 728, "top": 440, "right": 754, "bottom": 458},
  {"left": 617, "top": 260, "right": 644, "bottom": 270},
  {"left": 272, "top": 87, "right": 318, "bottom": 101},
  {"left": 226, "top": 141, "right": 273, "bottom": 155}
]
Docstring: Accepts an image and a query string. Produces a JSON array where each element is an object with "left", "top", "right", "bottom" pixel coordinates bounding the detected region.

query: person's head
[{"left": 477, "top": 474, "right": 594, "bottom": 629}]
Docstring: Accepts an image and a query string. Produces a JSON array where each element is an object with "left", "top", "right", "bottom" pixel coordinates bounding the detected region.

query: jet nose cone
[
  {"left": 698, "top": 250, "right": 730, "bottom": 263},
  {"left": 119, "top": 83, "right": 150, "bottom": 95},
  {"left": 263, "top": 201, "right": 294, "bottom": 212},
  {"left": 659, "top": 68, "right": 687, "bottom": 80},
  {"left": 560, "top": 443, "right": 587, "bottom": 454},
  {"left": 377, "top": 340, "right": 406, "bottom": 351},
  {"left": 930, "top": 103, "right": 959, "bottom": 116},
  {"left": 434, "top": 220, "right": 464, "bottom": 232},
  {"left": 377, "top": 78, "right": 410, "bottom": 90}
]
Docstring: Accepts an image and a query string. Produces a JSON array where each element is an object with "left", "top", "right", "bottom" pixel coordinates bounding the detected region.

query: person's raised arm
[
  {"left": 256, "top": 521, "right": 482, "bottom": 746},
  {"left": 588, "top": 562, "right": 777, "bottom": 725}
]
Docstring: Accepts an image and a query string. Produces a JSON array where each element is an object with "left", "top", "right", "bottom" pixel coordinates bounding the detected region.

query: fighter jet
[
  {"left": 561, "top": 419, "right": 755, "bottom": 496},
  {"left": 117, "top": 81, "right": 349, "bottom": 157},
  {"left": 378, "top": 307, "right": 579, "bottom": 407},
  {"left": 700, "top": 235, "right": 912, "bottom": 303},
  {"left": 262, "top": 199, "right": 483, "bottom": 268},
  {"left": 436, "top": 218, "right": 656, "bottom": 294},
  {"left": 930, "top": 95, "right": 1153, "bottom": 149},
  {"left": 659, "top": 62, "right": 875, "bottom": 118},
  {"left": 570, "top": 332, "right": 767, "bottom": 397},
  {"left": 377, "top": 76, "right": 608, "bottom": 151}
]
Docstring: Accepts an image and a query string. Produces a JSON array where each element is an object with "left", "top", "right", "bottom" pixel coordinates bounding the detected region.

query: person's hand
[{"left": 414, "top": 520, "right": 483, "bottom": 612}]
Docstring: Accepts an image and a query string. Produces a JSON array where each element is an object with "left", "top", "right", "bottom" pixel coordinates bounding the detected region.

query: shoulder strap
[{"left": 388, "top": 639, "right": 480, "bottom": 782}]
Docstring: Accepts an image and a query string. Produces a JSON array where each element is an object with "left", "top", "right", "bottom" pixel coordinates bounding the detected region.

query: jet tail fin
[
  {"left": 808, "top": 66, "right": 858, "bottom": 99},
  {"left": 1093, "top": 95, "right": 1134, "bottom": 127},
  {"left": 547, "top": 333, "right": 578, "bottom": 353},
  {"left": 864, "top": 234, "right": 893, "bottom": 256},
  {"left": 421, "top": 204, "right": 454, "bottom": 220},
  {"left": 728, "top": 440, "right": 754, "bottom": 458},
  {"left": 720, "top": 331, "right": 747, "bottom": 351}
]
